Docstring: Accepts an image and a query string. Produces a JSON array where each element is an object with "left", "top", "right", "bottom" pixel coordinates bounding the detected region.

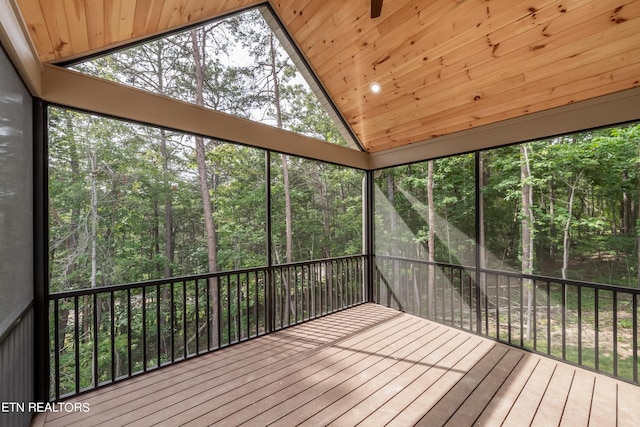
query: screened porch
[{"left": 1, "top": 2, "right": 640, "bottom": 427}]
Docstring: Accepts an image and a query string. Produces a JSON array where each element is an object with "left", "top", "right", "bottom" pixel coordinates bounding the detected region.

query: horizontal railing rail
[
  {"left": 48, "top": 255, "right": 366, "bottom": 400},
  {"left": 374, "top": 255, "right": 640, "bottom": 385}
]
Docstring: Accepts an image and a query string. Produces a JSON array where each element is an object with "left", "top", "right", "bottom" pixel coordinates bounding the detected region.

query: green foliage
[
  {"left": 270, "top": 156, "right": 363, "bottom": 263},
  {"left": 50, "top": 9, "right": 363, "bottom": 291},
  {"left": 376, "top": 122, "right": 640, "bottom": 287},
  {"left": 375, "top": 154, "right": 475, "bottom": 265}
]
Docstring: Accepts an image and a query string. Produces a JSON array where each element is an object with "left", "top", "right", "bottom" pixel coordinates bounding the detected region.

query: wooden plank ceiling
[{"left": 16, "top": 0, "right": 640, "bottom": 153}]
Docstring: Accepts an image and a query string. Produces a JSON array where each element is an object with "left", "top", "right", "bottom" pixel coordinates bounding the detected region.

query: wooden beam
[{"left": 41, "top": 64, "right": 370, "bottom": 170}]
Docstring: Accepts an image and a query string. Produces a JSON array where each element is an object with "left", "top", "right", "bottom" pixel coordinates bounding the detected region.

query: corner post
[
  {"left": 33, "top": 98, "right": 49, "bottom": 402},
  {"left": 475, "top": 151, "right": 483, "bottom": 335},
  {"left": 364, "top": 170, "right": 375, "bottom": 303}
]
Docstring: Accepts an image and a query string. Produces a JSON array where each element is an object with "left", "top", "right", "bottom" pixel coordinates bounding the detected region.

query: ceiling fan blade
[{"left": 371, "top": 0, "right": 383, "bottom": 18}]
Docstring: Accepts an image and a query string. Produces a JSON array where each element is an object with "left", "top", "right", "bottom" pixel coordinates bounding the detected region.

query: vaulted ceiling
[{"left": 14, "top": 0, "right": 640, "bottom": 153}]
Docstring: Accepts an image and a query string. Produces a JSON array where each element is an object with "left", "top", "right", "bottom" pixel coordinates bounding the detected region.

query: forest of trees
[
  {"left": 49, "top": 9, "right": 363, "bottom": 293},
  {"left": 374, "top": 123, "right": 640, "bottom": 381},
  {"left": 376, "top": 122, "right": 640, "bottom": 288},
  {"left": 49, "top": 3, "right": 640, "bottom": 292}
]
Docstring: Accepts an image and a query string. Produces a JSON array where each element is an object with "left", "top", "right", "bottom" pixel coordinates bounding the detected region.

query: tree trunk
[
  {"left": 267, "top": 32, "right": 294, "bottom": 321},
  {"left": 282, "top": 154, "right": 292, "bottom": 264},
  {"left": 622, "top": 172, "right": 631, "bottom": 235},
  {"left": 191, "top": 28, "right": 219, "bottom": 346},
  {"left": 311, "top": 164, "right": 332, "bottom": 259},
  {"left": 386, "top": 173, "right": 397, "bottom": 251},
  {"left": 60, "top": 111, "right": 90, "bottom": 379},
  {"left": 89, "top": 152, "right": 99, "bottom": 289},
  {"left": 160, "top": 129, "right": 174, "bottom": 278},
  {"left": 383, "top": 173, "right": 399, "bottom": 309},
  {"left": 151, "top": 44, "right": 174, "bottom": 279},
  {"left": 153, "top": 199, "right": 161, "bottom": 273},
  {"left": 562, "top": 171, "right": 583, "bottom": 280},
  {"left": 520, "top": 145, "right": 534, "bottom": 341},
  {"left": 65, "top": 112, "right": 80, "bottom": 262}
]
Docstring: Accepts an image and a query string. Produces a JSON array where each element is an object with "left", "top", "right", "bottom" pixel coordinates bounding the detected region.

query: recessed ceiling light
[{"left": 369, "top": 81, "right": 382, "bottom": 94}]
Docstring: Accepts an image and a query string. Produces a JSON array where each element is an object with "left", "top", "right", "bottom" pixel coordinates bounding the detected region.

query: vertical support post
[
  {"left": 474, "top": 151, "right": 482, "bottom": 335},
  {"left": 265, "top": 150, "right": 274, "bottom": 332},
  {"left": 364, "top": 170, "right": 375, "bottom": 303},
  {"left": 633, "top": 294, "right": 637, "bottom": 383},
  {"left": 33, "top": 98, "right": 49, "bottom": 402}
]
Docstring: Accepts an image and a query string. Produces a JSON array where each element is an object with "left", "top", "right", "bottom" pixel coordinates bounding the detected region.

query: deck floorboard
[{"left": 34, "top": 303, "right": 640, "bottom": 427}]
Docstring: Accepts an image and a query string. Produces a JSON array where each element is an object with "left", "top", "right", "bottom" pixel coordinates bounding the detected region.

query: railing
[
  {"left": 50, "top": 251, "right": 638, "bottom": 398},
  {"left": 374, "top": 255, "right": 640, "bottom": 385},
  {"left": 48, "top": 255, "right": 366, "bottom": 400},
  {"left": 374, "top": 256, "right": 478, "bottom": 332}
]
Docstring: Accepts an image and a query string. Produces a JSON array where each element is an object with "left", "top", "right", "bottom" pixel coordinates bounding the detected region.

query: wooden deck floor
[{"left": 33, "top": 303, "right": 640, "bottom": 427}]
